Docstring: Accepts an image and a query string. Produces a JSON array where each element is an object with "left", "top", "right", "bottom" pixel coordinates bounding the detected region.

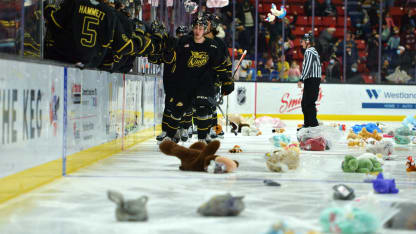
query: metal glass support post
[
  {"left": 378, "top": 0, "right": 383, "bottom": 83},
  {"left": 343, "top": 0, "right": 347, "bottom": 83}
]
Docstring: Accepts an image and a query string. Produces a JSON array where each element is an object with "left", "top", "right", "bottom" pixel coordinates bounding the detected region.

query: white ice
[{"left": 0, "top": 121, "right": 415, "bottom": 234}]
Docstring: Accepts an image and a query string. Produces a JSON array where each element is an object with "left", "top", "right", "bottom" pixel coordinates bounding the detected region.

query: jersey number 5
[{"left": 81, "top": 16, "right": 99, "bottom": 48}]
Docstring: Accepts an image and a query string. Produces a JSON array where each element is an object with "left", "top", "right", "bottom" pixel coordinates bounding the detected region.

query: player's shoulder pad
[
  {"left": 179, "top": 35, "right": 192, "bottom": 46},
  {"left": 205, "top": 38, "right": 218, "bottom": 49}
]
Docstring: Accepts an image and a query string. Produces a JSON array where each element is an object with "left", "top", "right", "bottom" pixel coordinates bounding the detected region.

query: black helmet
[
  {"left": 302, "top": 33, "right": 313, "bottom": 42},
  {"left": 192, "top": 15, "right": 208, "bottom": 28},
  {"left": 176, "top": 25, "right": 188, "bottom": 35},
  {"left": 204, "top": 12, "right": 221, "bottom": 29}
]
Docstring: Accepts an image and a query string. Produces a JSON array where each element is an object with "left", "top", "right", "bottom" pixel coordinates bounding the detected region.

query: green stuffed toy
[{"left": 342, "top": 154, "right": 383, "bottom": 173}]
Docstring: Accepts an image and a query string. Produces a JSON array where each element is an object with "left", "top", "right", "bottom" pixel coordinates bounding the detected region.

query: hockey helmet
[
  {"left": 192, "top": 15, "right": 208, "bottom": 29},
  {"left": 176, "top": 25, "right": 188, "bottom": 35},
  {"left": 301, "top": 33, "right": 313, "bottom": 42}
]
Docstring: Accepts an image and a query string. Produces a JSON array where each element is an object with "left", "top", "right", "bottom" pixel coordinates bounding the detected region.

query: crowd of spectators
[{"left": 210, "top": 0, "right": 416, "bottom": 83}]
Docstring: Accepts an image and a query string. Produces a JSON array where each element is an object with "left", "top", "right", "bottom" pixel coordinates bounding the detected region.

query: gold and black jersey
[
  {"left": 44, "top": 0, "right": 133, "bottom": 68},
  {"left": 168, "top": 35, "right": 230, "bottom": 82}
]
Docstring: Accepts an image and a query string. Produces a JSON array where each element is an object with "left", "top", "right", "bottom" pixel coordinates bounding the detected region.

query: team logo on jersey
[
  {"left": 237, "top": 87, "right": 246, "bottom": 105},
  {"left": 187, "top": 51, "right": 209, "bottom": 68}
]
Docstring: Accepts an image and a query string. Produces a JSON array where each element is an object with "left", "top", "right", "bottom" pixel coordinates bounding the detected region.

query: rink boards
[
  {"left": 221, "top": 82, "right": 416, "bottom": 121},
  {"left": 1, "top": 57, "right": 415, "bottom": 204},
  {"left": 0, "top": 59, "right": 163, "bottom": 203}
]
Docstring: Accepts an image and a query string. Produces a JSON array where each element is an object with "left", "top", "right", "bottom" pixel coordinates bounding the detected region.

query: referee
[{"left": 297, "top": 33, "right": 322, "bottom": 129}]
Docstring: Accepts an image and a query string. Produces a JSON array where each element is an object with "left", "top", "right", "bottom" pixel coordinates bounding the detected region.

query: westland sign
[{"left": 279, "top": 88, "right": 323, "bottom": 113}]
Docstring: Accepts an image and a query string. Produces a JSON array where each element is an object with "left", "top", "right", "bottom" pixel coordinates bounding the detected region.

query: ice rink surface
[{"left": 0, "top": 121, "right": 415, "bottom": 234}]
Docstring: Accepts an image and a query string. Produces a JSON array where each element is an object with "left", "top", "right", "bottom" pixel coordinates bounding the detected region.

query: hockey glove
[{"left": 221, "top": 81, "right": 234, "bottom": 96}]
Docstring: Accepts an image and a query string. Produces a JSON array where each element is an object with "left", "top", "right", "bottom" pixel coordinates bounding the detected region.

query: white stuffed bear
[{"left": 266, "top": 147, "right": 300, "bottom": 172}]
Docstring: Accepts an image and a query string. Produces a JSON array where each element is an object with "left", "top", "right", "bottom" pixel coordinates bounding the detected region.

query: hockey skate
[
  {"left": 179, "top": 128, "right": 189, "bottom": 142},
  {"left": 173, "top": 130, "right": 180, "bottom": 143},
  {"left": 157, "top": 131, "right": 179, "bottom": 144},
  {"left": 187, "top": 126, "right": 193, "bottom": 139},
  {"left": 210, "top": 127, "right": 218, "bottom": 139},
  {"left": 156, "top": 131, "right": 167, "bottom": 142},
  {"left": 198, "top": 135, "right": 212, "bottom": 144}
]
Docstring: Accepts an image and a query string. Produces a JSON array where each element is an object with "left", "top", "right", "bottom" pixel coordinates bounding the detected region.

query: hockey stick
[{"left": 231, "top": 49, "right": 247, "bottom": 80}]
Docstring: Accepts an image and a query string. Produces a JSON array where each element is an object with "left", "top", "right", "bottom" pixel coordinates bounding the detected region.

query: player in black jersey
[
  {"left": 99, "top": 4, "right": 136, "bottom": 72},
  {"left": 149, "top": 26, "right": 188, "bottom": 143},
  {"left": 204, "top": 13, "right": 234, "bottom": 139},
  {"left": 162, "top": 15, "right": 231, "bottom": 143},
  {"left": 44, "top": 0, "right": 163, "bottom": 68}
]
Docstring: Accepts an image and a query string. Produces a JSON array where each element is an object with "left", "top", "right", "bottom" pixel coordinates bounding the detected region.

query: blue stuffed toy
[
  {"left": 269, "top": 134, "right": 291, "bottom": 148},
  {"left": 372, "top": 173, "right": 399, "bottom": 194}
]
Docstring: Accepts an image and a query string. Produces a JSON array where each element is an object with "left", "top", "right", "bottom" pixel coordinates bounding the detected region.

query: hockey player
[
  {"left": 44, "top": 0, "right": 163, "bottom": 68},
  {"left": 162, "top": 15, "right": 232, "bottom": 143},
  {"left": 150, "top": 26, "right": 189, "bottom": 143},
  {"left": 203, "top": 13, "right": 234, "bottom": 138}
]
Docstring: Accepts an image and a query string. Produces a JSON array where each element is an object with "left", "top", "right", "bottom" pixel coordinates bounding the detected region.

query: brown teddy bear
[{"left": 159, "top": 140, "right": 239, "bottom": 173}]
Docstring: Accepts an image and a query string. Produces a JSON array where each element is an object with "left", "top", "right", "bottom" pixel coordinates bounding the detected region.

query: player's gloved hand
[
  {"left": 133, "top": 19, "right": 147, "bottom": 36},
  {"left": 221, "top": 81, "right": 234, "bottom": 96}
]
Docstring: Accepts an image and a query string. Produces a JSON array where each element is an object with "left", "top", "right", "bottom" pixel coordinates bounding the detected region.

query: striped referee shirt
[{"left": 300, "top": 47, "right": 322, "bottom": 81}]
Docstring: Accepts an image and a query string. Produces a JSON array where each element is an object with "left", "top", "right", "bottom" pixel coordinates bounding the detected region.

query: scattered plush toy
[
  {"left": 402, "top": 115, "right": 416, "bottom": 129},
  {"left": 394, "top": 135, "right": 411, "bottom": 145},
  {"left": 184, "top": 0, "right": 198, "bottom": 14},
  {"left": 197, "top": 193, "right": 245, "bottom": 216},
  {"left": 385, "top": 202, "right": 416, "bottom": 230},
  {"left": 269, "top": 134, "right": 291, "bottom": 148},
  {"left": 213, "top": 124, "right": 223, "bottom": 135},
  {"left": 341, "top": 154, "right": 383, "bottom": 173},
  {"left": 107, "top": 190, "right": 148, "bottom": 222},
  {"left": 366, "top": 141, "right": 394, "bottom": 158},
  {"left": 412, "top": 136, "right": 416, "bottom": 144},
  {"left": 254, "top": 116, "right": 286, "bottom": 129},
  {"left": 241, "top": 125, "right": 262, "bottom": 136},
  {"left": 159, "top": 140, "right": 239, "bottom": 173},
  {"left": 300, "top": 137, "right": 326, "bottom": 151},
  {"left": 371, "top": 173, "right": 399, "bottom": 194},
  {"left": 395, "top": 126, "right": 415, "bottom": 136},
  {"left": 265, "top": 4, "right": 287, "bottom": 22},
  {"left": 272, "top": 128, "right": 285, "bottom": 133},
  {"left": 333, "top": 184, "right": 355, "bottom": 200},
  {"left": 320, "top": 206, "right": 378, "bottom": 234},
  {"left": 229, "top": 145, "right": 243, "bottom": 153},
  {"left": 348, "top": 139, "right": 366, "bottom": 147},
  {"left": 264, "top": 179, "right": 281, "bottom": 187},
  {"left": 359, "top": 128, "right": 382, "bottom": 141},
  {"left": 297, "top": 126, "right": 341, "bottom": 150},
  {"left": 351, "top": 123, "right": 382, "bottom": 134},
  {"left": 265, "top": 220, "right": 320, "bottom": 234},
  {"left": 347, "top": 131, "right": 359, "bottom": 140},
  {"left": 229, "top": 114, "right": 250, "bottom": 136},
  {"left": 266, "top": 146, "right": 300, "bottom": 172},
  {"left": 406, "top": 156, "right": 416, "bottom": 172}
]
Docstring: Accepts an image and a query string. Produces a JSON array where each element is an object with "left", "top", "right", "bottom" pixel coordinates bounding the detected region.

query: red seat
[
  {"left": 322, "top": 16, "right": 336, "bottom": 27},
  {"left": 296, "top": 16, "right": 309, "bottom": 26},
  {"left": 309, "top": 16, "right": 322, "bottom": 26},
  {"left": 288, "top": 5, "right": 304, "bottom": 15},
  {"left": 390, "top": 7, "right": 404, "bottom": 16},
  {"left": 292, "top": 27, "right": 306, "bottom": 36},
  {"left": 333, "top": 0, "right": 343, "bottom": 5},
  {"left": 336, "top": 6, "right": 345, "bottom": 16},
  {"left": 336, "top": 17, "right": 351, "bottom": 27}
]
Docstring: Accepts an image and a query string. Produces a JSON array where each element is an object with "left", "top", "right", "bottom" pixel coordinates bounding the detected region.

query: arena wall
[
  {"left": 0, "top": 58, "right": 163, "bottom": 203},
  {"left": 221, "top": 82, "right": 416, "bottom": 121}
]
